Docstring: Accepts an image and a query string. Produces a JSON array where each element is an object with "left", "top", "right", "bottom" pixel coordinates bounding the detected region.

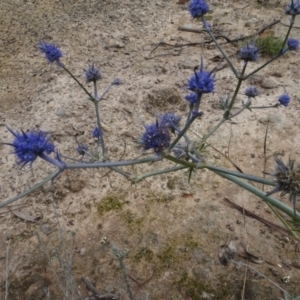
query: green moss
[
  {"left": 146, "top": 191, "right": 172, "bottom": 203},
  {"left": 97, "top": 194, "right": 125, "bottom": 216},
  {"left": 157, "top": 245, "right": 177, "bottom": 269},
  {"left": 167, "top": 177, "right": 177, "bottom": 189},
  {"left": 134, "top": 247, "right": 154, "bottom": 262},
  {"left": 175, "top": 272, "right": 232, "bottom": 300},
  {"left": 121, "top": 209, "right": 143, "bottom": 231}
]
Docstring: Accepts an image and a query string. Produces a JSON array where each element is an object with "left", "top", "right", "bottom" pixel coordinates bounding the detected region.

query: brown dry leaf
[{"left": 177, "top": 0, "right": 189, "bottom": 4}]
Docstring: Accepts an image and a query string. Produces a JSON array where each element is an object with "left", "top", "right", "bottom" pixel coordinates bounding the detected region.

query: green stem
[
  {"left": 202, "top": 163, "right": 276, "bottom": 186},
  {"left": 0, "top": 169, "right": 62, "bottom": 208},
  {"left": 62, "top": 66, "right": 95, "bottom": 101},
  {"left": 215, "top": 171, "right": 300, "bottom": 221},
  {"left": 134, "top": 165, "right": 187, "bottom": 183},
  {"left": 202, "top": 16, "right": 239, "bottom": 78},
  {"left": 163, "top": 154, "right": 196, "bottom": 168}
]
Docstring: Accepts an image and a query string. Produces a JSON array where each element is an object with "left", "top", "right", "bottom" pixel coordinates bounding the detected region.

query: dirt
[{"left": 1, "top": 0, "right": 300, "bottom": 299}]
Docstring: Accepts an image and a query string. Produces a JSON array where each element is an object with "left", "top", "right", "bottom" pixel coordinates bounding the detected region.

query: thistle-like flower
[
  {"left": 188, "top": 57, "right": 215, "bottom": 94},
  {"left": 6, "top": 127, "right": 55, "bottom": 167},
  {"left": 245, "top": 86, "right": 259, "bottom": 98},
  {"left": 239, "top": 44, "right": 260, "bottom": 62},
  {"left": 76, "top": 143, "right": 88, "bottom": 156},
  {"left": 185, "top": 93, "right": 198, "bottom": 105},
  {"left": 189, "top": 0, "right": 210, "bottom": 18},
  {"left": 113, "top": 78, "right": 121, "bottom": 85},
  {"left": 39, "top": 41, "right": 63, "bottom": 65},
  {"left": 266, "top": 158, "right": 300, "bottom": 214},
  {"left": 92, "top": 127, "right": 103, "bottom": 138},
  {"left": 287, "top": 38, "right": 299, "bottom": 51},
  {"left": 160, "top": 113, "right": 181, "bottom": 133},
  {"left": 141, "top": 121, "right": 171, "bottom": 155},
  {"left": 286, "top": 0, "right": 300, "bottom": 15},
  {"left": 84, "top": 64, "right": 101, "bottom": 83},
  {"left": 278, "top": 93, "right": 291, "bottom": 107}
]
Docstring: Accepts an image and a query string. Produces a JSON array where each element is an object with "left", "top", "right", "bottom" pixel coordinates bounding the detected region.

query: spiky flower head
[
  {"left": 113, "top": 78, "right": 121, "bottom": 85},
  {"left": 160, "top": 113, "right": 181, "bottom": 133},
  {"left": 266, "top": 158, "right": 300, "bottom": 214},
  {"left": 39, "top": 41, "right": 63, "bottom": 65},
  {"left": 92, "top": 127, "right": 103, "bottom": 138},
  {"left": 76, "top": 143, "right": 88, "bottom": 156},
  {"left": 287, "top": 38, "right": 299, "bottom": 51},
  {"left": 239, "top": 44, "right": 260, "bottom": 62},
  {"left": 84, "top": 64, "right": 101, "bottom": 83},
  {"left": 185, "top": 93, "right": 198, "bottom": 105},
  {"left": 188, "top": 57, "right": 215, "bottom": 94},
  {"left": 286, "top": 0, "right": 300, "bottom": 15},
  {"left": 141, "top": 121, "right": 171, "bottom": 155},
  {"left": 245, "top": 86, "right": 259, "bottom": 98},
  {"left": 172, "top": 142, "right": 188, "bottom": 159},
  {"left": 189, "top": 0, "right": 210, "bottom": 18},
  {"left": 278, "top": 93, "right": 291, "bottom": 107},
  {"left": 6, "top": 127, "right": 55, "bottom": 167}
]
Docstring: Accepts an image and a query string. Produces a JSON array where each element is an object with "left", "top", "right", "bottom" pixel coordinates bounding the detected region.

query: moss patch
[{"left": 97, "top": 193, "right": 125, "bottom": 216}]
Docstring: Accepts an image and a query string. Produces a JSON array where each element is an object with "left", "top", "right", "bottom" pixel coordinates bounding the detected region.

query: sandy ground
[{"left": 1, "top": 0, "right": 300, "bottom": 299}]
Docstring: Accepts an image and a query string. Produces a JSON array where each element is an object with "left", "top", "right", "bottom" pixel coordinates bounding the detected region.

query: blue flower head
[
  {"left": 6, "top": 127, "right": 55, "bottom": 167},
  {"left": 188, "top": 57, "right": 215, "bottom": 94},
  {"left": 84, "top": 64, "right": 101, "bottom": 83},
  {"left": 113, "top": 78, "right": 121, "bottom": 85},
  {"left": 141, "top": 121, "right": 171, "bottom": 155},
  {"left": 39, "top": 42, "right": 63, "bottom": 65},
  {"left": 239, "top": 44, "right": 260, "bottom": 62},
  {"left": 245, "top": 86, "right": 259, "bottom": 98},
  {"left": 92, "top": 127, "right": 103, "bottom": 138},
  {"left": 278, "top": 94, "right": 291, "bottom": 107},
  {"left": 189, "top": 0, "right": 210, "bottom": 18},
  {"left": 286, "top": 0, "right": 300, "bottom": 15},
  {"left": 76, "top": 143, "right": 88, "bottom": 156},
  {"left": 287, "top": 38, "right": 299, "bottom": 51},
  {"left": 185, "top": 93, "right": 198, "bottom": 105},
  {"left": 160, "top": 113, "right": 181, "bottom": 131}
]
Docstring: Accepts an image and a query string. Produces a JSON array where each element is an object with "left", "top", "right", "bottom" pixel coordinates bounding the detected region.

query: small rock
[
  {"left": 261, "top": 77, "right": 277, "bottom": 89},
  {"left": 282, "top": 259, "right": 292, "bottom": 267},
  {"left": 80, "top": 248, "right": 86, "bottom": 256}
]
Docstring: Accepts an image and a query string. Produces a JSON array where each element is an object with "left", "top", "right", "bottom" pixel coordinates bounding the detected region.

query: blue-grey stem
[
  {"left": 0, "top": 169, "right": 62, "bottom": 208},
  {"left": 40, "top": 153, "right": 66, "bottom": 170},
  {"left": 202, "top": 163, "right": 276, "bottom": 186},
  {"left": 94, "top": 102, "right": 107, "bottom": 160},
  {"left": 98, "top": 82, "right": 113, "bottom": 101},
  {"left": 194, "top": 92, "right": 203, "bottom": 115},
  {"left": 134, "top": 165, "right": 187, "bottom": 183},
  {"left": 62, "top": 66, "right": 95, "bottom": 101},
  {"left": 201, "top": 15, "right": 239, "bottom": 78},
  {"left": 251, "top": 104, "right": 280, "bottom": 109},
  {"left": 281, "top": 15, "right": 296, "bottom": 53},
  {"left": 225, "top": 62, "right": 247, "bottom": 118},
  {"left": 168, "top": 114, "right": 198, "bottom": 151},
  {"left": 230, "top": 98, "right": 251, "bottom": 118},
  {"left": 215, "top": 171, "right": 300, "bottom": 222},
  {"left": 93, "top": 80, "right": 98, "bottom": 100},
  {"left": 65, "top": 156, "right": 160, "bottom": 169}
]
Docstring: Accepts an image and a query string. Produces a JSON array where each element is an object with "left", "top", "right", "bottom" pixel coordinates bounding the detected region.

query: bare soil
[{"left": 1, "top": 0, "right": 300, "bottom": 299}]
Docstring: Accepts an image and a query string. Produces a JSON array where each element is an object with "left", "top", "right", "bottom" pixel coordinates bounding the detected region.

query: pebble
[{"left": 261, "top": 77, "right": 277, "bottom": 89}]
